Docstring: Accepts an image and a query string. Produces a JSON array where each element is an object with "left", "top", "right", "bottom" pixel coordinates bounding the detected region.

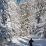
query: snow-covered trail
[{"left": 8, "top": 36, "right": 46, "bottom": 46}]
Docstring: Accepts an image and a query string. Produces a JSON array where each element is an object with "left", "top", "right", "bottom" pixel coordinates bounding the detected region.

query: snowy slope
[{"left": 6, "top": 36, "right": 46, "bottom": 46}]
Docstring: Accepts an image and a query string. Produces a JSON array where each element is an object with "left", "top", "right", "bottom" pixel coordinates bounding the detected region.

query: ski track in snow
[{"left": 8, "top": 36, "right": 46, "bottom": 46}]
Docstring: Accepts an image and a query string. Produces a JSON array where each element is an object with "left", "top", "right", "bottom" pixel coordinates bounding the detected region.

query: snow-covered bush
[{"left": 0, "top": 0, "right": 46, "bottom": 39}]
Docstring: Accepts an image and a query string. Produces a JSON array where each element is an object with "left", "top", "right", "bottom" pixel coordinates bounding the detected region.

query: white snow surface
[{"left": 7, "top": 35, "right": 46, "bottom": 46}]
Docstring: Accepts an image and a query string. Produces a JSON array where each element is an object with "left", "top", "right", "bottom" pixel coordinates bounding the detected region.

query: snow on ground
[{"left": 7, "top": 35, "right": 46, "bottom": 46}]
